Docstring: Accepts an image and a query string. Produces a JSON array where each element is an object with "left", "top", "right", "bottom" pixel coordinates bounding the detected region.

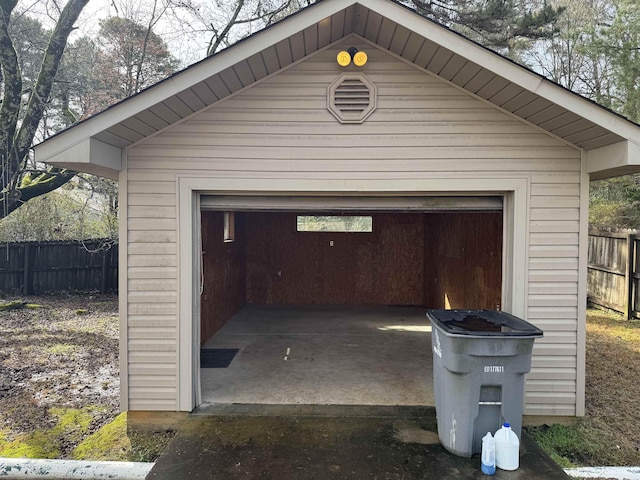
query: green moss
[
  {"left": 72, "top": 413, "right": 174, "bottom": 462},
  {"left": 75, "top": 309, "right": 89, "bottom": 315},
  {"left": 128, "top": 429, "right": 175, "bottom": 463},
  {"left": 0, "top": 407, "right": 100, "bottom": 459},
  {"left": 72, "top": 413, "right": 130, "bottom": 461},
  {"left": 0, "top": 431, "right": 61, "bottom": 459},
  {"left": 51, "top": 407, "right": 95, "bottom": 436},
  {"left": 0, "top": 301, "right": 26, "bottom": 311},
  {"left": 0, "top": 301, "right": 41, "bottom": 311},
  {"left": 46, "top": 344, "right": 78, "bottom": 355}
]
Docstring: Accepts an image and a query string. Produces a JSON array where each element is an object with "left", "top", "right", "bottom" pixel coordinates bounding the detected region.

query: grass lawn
[{"left": 525, "top": 308, "right": 640, "bottom": 468}]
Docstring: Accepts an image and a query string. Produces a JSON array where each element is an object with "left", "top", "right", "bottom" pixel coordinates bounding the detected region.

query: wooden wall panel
[
  {"left": 423, "top": 212, "right": 502, "bottom": 310},
  {"left": 245, "top": 212, "right": 424, "bottom": 305},
  {"left": 200, "top": 211, "right": 246, "bottom": 344}
]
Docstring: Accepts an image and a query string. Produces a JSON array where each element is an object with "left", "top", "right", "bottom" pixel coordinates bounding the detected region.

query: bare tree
[
  {"left": 524, "top": 0, "right": 614, "bottom": 97},
  {"left": 167, "top": 0, "right": 310, "bottom": 57},
  {"left": 0, "top": 0, "right": 89, "bottom": 219}
]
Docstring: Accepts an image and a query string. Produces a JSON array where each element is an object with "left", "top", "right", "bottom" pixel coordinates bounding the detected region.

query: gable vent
[{"left": 328, "top": 73, "right": 377, "bottom": 124}]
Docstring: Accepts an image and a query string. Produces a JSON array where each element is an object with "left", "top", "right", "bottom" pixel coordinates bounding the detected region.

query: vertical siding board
[
  {"left": 275, "top": 40, "right": 294, "bottom": 68},
  {"left": 302, "top": 26, "right": 318, "bottom": 56},
  {"left": 317, "top": 18, "right": 332, "bottom": 47},
  {"left": 364, "top": 12, "right": 384, "bottom": 44},
  {"left": 330, "top": 8, "right": 346, "bottom": 42},
  {"left": 401, "top": 33, "right": 426, "bottom": 63},
  {"left": 377, "top": 18, "right": 398, "bottom": 49},
  {"left": 352, "top": 5, "right": 368, "bottom": 36},
  {"left": 289, "top": 32, "right": 307, "bottom": 62},
  {"left": 246, "top": 53, "right": 269, "bottom": 82},
  {"left": 126, "top": 43, "right": 582, "bottom": 415},
  {"left": 388, "top": 25, "right": 411, "bottom": 55}
]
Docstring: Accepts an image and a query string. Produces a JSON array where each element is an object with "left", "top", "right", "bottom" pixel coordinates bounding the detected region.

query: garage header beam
[{"left": 200, "top": 195, "right": 503, "bottom": 212}]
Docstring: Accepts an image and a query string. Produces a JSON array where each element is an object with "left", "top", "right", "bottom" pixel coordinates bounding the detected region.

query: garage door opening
[{"left": 197, "top": 203, "right": 503, "bottom": 407}]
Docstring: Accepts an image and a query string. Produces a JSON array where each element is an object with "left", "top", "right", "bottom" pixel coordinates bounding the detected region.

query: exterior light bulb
[
  {"left": 353, "top": 51, "right": 368, "bottom": 67},
  {"left": 337, "top": 51, "right": 351, "bottom": 66}
]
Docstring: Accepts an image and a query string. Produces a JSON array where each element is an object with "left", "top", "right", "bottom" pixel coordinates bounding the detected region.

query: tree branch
[
  {"left": 207, "top": 0, "right": 245, "bottom": 56},
  {"left": 135, "top": 0, "right": 166, "bottom": 92},
  {"left": 1, "top": 167, "right": 76, "bottom": 219},
  {"left": 11, "top": 0, "right": 89, "bottom": 174}
]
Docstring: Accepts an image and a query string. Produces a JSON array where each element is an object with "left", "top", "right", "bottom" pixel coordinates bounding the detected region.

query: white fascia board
[
  {"left": 34, "top": 0, "right": 357, "bottom": 158},
  {"left": 372, "top": 0, "right": 640, "bottom": 142},
  {"left": 586, "top": 140, "right": 640, "bottom": 178},
  {"left": 36, "top": 137, "right": 122, "bottom": 180}
]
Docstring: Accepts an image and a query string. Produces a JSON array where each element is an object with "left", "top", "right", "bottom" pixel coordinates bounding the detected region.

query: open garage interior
[{"left": 198, "top": 201, "right": 503, "bottom": 407}]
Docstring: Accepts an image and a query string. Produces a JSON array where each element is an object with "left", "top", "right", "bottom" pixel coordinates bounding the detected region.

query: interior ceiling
[{"left": 94, "top": 3, "right": 625, "bottom": 151}]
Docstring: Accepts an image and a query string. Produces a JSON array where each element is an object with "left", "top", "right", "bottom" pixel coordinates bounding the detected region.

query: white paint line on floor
[
  {"left": 565, "top": 466, "right": 640, "bottom": 479},
  {"left": 0, "top": 458, "right": 153, "bottom": 479},
  {"left": 284, "top": 347, "right": 290, "bottom": 361}
]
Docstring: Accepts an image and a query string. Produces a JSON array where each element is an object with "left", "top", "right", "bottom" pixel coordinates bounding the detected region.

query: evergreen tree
[{"left": 407, "top": 0, "right": 565, "bottom": 53}]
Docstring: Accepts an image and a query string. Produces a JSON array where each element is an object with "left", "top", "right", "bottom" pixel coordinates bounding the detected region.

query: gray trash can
[{"left": 427, "top": 309, "right": 543, "bottom": 458}]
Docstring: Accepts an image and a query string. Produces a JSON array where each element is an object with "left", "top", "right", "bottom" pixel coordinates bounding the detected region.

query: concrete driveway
[{"left": 146, "top": 405, "right": 569, "bottom": 480}]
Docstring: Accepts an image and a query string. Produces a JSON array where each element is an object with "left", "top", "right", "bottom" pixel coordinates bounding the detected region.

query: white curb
[
  {"left": 0, "top": 458, "right": 153, "bottom": 479},
  {"left": 565, "top": 466, "right": 640, "bottom": 479}
]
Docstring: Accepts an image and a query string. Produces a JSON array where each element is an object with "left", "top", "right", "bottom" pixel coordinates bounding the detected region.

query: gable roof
[{"left": 35, "top": 0, "right": 640, "bottom": 180}]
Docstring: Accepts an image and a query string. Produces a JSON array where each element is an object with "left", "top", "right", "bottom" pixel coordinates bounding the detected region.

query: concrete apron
[{"left": 146, "top": 405, "right": 569, "bottom": 480}]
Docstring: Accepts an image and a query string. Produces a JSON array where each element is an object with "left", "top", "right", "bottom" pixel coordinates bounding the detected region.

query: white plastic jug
[
  {"left": 494, "top": 423, "right": 519, "bottom": 471},
  {"left": 481, "top": 432, "right": 496, "bottom": 475}
]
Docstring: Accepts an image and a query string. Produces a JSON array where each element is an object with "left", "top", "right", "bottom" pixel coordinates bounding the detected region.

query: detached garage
[{"left": 35, "top": 0, "right": 640, "bottom": 420}]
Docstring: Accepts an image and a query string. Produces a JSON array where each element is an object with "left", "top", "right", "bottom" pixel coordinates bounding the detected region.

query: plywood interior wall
[
  {"left": 423, "top": 212, "right": 503, "bottom": 310},
  {"left": 245, "top": 213, "right": 425, "bottom": 305},
  {"left": 200, "top": 211, "right": 246, "bottom": 345},
  {"left": 200, "top": 210, "right": 502, "bottom": 343}
]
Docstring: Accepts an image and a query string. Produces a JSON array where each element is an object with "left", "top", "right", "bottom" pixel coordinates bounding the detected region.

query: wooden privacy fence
[
  {"left": 588, "top": 231, "right": 639, "bottom": 318},
  {"left": 0, "top": 240, "right": 118, "bottom": 295}
]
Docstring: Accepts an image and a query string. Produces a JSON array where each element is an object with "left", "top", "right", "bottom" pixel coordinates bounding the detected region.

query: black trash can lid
[{"left": 426, "top": 309, "right": 543, "bottom": 337}]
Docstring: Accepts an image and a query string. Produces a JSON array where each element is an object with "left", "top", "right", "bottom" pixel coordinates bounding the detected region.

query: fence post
[
  {"left": 22, "top": 243, "right": 30, "bottom": 295},
  {"left": 626, "top": 234, "right": 635, "bottom": 319},
  {"left": 101, "top": 252, "right": 108, "bottom": 294}
]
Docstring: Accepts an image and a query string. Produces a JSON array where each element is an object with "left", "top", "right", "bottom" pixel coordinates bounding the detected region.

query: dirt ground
[
  {"left": 582, "top": 308, "right": 640, "bottom": 464},
  {"left": 526, "top": 307, "right": 640, "bottom": 469},
  {"left": 0, "top": 294, "right": 120, "bottom": 458}
]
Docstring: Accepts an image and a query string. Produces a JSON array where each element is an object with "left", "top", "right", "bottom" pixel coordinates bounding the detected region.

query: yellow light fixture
[
  {"left": 337, "top": 50, "right": 351, "bottom": 66},
  {"left": 353, "top": 51, "right": 368, "bottom": 67},
  {"left": 337, "top": 47, "right": 368, "bottom": 67}
]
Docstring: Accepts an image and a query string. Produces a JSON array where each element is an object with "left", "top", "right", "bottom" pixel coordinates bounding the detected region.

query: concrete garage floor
[{"left": 200, "top": 305, "right": 434, "bottom": 406}]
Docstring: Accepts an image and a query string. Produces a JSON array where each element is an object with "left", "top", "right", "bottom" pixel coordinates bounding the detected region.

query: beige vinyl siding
[
  {"left": 126, "top": 175, "right": 179, "bottom": 410},
  {"left": 126, "top": 41, "right": 582, "bottom": 415}
]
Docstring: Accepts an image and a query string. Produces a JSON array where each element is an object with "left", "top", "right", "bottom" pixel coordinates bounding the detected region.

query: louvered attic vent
[{"left": 328, "top": 73, "right": 377, "bottom": 124}]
